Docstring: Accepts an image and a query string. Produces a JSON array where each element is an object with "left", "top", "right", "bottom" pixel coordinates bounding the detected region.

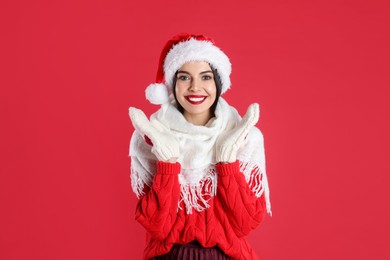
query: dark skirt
[{"left": 150, "top": 241, "right": 230, "bottom": 260}]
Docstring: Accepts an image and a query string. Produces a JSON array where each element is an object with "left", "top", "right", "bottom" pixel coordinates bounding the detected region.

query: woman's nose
[{"left": 189, "top": 79, "right": 201, "bottom": 91}]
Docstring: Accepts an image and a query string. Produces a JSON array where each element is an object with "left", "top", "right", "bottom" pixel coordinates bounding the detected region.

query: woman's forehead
[{"left": 178, "top": 61, "right": 212, "bottom": 72}]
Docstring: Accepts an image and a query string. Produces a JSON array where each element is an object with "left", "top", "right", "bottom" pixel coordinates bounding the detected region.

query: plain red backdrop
[{"left": 1, "top": 0, "right": 390, "bottom": 259}]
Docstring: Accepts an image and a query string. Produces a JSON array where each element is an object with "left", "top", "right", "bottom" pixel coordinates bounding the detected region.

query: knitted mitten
[
  {"left": 129, "top": 107, "right": 179, "bottom": 162},
  {"left": 216, "top": 103, "right": 260, "bottom": 163}
]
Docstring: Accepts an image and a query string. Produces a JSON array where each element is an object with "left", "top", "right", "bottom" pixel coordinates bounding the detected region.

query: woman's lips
[{"left": 185, "top": 95, "right": 207, "bottom": 105}]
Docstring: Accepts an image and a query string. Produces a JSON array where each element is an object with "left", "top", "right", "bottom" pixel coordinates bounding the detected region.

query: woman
[{"left": 129, "top": 34, "right": 271, "bottom": 260}]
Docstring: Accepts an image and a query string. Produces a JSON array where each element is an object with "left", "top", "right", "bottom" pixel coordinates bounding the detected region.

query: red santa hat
[{"left": 145, "top": 33, "right": 232, "bottom": 105}]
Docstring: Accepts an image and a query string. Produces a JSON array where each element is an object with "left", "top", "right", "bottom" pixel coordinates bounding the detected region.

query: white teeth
[{"left": 188, "top": 97, "right": 205, "bottom": 102}]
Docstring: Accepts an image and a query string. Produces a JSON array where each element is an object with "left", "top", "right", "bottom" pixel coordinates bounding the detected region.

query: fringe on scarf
[
  {"left": 130, "top": 156, "right": 155, "bottom": 198},
  {"left": 178, "top": 168, "right": 218, "bottom": 214},
  {"left": 130, "top": 158, "right": 271, "bottom": 216},
  {"left": 131, "top": 165, "right": 146, "bottom": 198},
  {"left": 239, "top": 161, "right": 272, "bottom": 216}
]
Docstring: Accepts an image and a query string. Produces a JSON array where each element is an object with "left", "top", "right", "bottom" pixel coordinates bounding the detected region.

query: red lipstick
[{"left": 185, "top": 95, "right": 207, "bottom": 105}]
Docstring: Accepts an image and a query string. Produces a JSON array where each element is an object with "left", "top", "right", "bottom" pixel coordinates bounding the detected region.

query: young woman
[{"left": 129, "top": 33, "right": 271, "bottom": 260}]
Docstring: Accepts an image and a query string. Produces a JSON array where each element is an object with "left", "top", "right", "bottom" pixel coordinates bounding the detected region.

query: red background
[{"left": 1, "top": 0, "right": 390, "bottom": 259}]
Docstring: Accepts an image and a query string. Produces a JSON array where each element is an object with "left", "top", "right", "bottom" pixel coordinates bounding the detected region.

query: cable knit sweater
[
  {"left": 135, "top": 160, "right": 266, "bottom": 260},
  {"left": 129, "top": 99, "right": 271, "bottom": 259}
]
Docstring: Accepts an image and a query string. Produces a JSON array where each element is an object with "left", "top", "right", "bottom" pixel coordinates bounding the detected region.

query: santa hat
[{"left": 145, "top": 33, "right": 232, "bottom": 105}]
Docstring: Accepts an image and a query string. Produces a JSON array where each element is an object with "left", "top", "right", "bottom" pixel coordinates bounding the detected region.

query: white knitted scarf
[{"left": 130, "top": 98, "right": 272, "bottom": 215}]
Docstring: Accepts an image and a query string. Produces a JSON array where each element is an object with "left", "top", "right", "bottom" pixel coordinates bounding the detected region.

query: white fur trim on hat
[
  {"left": 163, "top": 38, "right": 232, "bottom": 94},
  {"left": 145, "top": 83, "right": 170, "bottom": 105}
]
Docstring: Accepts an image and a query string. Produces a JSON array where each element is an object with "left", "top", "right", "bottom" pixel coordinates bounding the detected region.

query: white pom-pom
[{"left": 145, "top": 83, "right": 170, "bottom": 105}]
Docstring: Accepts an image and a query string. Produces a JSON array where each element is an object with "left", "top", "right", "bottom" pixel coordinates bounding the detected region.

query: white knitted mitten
[
  {"left": 216, "top": 103, "right": 260, "bottom": 163},
  {"left": 129, "top": 107, "right": 179, "bottom": 162}
]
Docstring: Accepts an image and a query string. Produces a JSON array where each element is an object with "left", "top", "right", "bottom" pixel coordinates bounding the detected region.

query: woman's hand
[
  {"left": 216, "top": 103, "right": 259, "bottom": 163},
  {"left": 129, "top": 107, "right": 179, "bottom": 162}
]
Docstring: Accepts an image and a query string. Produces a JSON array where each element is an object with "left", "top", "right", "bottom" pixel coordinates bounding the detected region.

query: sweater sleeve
[
  {"left": 216, "top": 161, "right": 266, "bottom": 237},
  {"left": 135, "top": 161, "right": 181, "bottom": 241}
]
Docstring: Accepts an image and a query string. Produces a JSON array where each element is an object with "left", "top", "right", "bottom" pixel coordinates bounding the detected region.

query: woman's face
[{"left": 175, "top": 61, "right": 217, "bottom": 125}]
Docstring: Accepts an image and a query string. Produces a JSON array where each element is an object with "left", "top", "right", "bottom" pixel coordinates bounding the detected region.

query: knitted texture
[
  {"left": 136, "top": 161, "right": 266, "bottom": 260},
  {"left": 216, "top": 103, "right": 260, "bottom": 163},
  {"left": 129, "top": 98, "right": 272, "bottom": 215},
  {"left": 129, "top": 107, "right": 179, "bottom": 161}
]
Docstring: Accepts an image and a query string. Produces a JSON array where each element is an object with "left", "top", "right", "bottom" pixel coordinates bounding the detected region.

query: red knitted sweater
[{"left": 135, "top": 160, "right": 266, "bottom": 260}]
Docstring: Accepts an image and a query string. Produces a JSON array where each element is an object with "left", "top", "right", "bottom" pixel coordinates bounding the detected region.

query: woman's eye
[
  {"left": 177, "top": 75, "right": 190, "bottom": 81},
  {"left": 202, "top": 75, "right": 213, "bottom": 80}
]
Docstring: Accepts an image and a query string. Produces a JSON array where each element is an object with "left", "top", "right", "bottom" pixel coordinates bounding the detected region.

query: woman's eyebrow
[
  {"left": 177, "top": 70, "right": 190, "bottom": 74},
  {"left": 177, "top": 70, "right": 213, "bottom": 75}
]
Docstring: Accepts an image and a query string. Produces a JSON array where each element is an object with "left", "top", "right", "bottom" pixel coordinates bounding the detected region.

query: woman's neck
[{"left": 183, "top": 111, "right": 214, "bottom": 126}]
